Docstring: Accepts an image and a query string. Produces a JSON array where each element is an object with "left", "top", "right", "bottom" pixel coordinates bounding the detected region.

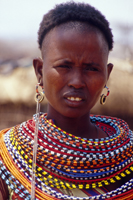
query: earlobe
[
  {"left": 33, "top": 58, "right": 43, "bottom": 86},
  {"left": 107, "top": 63, "right": 113, "bottom": 79}
]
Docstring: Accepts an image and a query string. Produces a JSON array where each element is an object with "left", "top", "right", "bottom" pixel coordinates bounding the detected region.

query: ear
[
  {"left": 33, "top": 58, "right": 43, "bottom": 86},
  {"left": 107, "top": 63, "right": 113, "bottom": 79}
]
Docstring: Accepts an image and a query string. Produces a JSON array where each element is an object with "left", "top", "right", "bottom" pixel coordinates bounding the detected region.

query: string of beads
[{"left": 0, "top": 113, "right": 133, "bottom": 200}]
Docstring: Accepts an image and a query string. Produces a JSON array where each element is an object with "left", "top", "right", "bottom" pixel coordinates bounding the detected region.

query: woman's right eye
[{"left": 58, "top": 65, "right": 71, "bottom": 69}]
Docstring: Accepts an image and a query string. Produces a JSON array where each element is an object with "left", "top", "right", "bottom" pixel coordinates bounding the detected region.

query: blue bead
[
  {"left": 2, "top": 174, "right": 5, "bottom": 179},
  {"left": 15, "top": 188, "right": 19, "bottom": 193},
  {"left": 10, "top": 184, "right": 14, "bottom": 189}
]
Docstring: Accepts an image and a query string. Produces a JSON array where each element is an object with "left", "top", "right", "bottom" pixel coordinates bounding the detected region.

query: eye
[
  {"left": 58, "top": 65, "right": 71, "bottom": 69},
  {"left": 85, "top": 65, "right": 98, "bottom": 71}
]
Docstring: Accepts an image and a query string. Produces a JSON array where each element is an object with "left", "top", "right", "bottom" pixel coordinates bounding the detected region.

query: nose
[{"left": 68, "top": 69, "right": 85, "bottom": 89}]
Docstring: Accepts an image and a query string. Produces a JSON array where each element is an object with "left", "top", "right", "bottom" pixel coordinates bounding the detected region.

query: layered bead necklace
[{"left": 0, "top": 113, "right": 133, "bottom": 200}]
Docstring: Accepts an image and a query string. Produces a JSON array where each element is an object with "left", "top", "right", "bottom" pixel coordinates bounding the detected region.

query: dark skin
[
  {"left": 0, "top": 23, "right": 132, "bottom": 199},
  {"left": 33, "top": 23, "right": 133, "bottom": 191},
  {"left": 34, "top": 24, "right": 113, "bottom": 139}
]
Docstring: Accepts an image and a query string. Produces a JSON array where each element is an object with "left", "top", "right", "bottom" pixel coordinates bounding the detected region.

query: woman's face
[{"left": 34, "top": 25, "right": 112, "bottom": 119}]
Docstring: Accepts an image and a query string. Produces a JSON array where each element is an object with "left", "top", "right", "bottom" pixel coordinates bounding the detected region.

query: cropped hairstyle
[{"left": 38, "top": 2, "right": 113, "bottom": 50}]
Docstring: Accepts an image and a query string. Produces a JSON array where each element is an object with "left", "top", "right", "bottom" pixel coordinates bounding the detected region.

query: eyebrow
[
  {"left": 62, "top": 60, "right": 74, "bottom": 65},
  {"left": 56, "top": 59, "right": 100, "bottom": 67}
]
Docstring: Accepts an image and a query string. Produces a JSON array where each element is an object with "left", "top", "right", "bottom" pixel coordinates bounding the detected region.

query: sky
[{"left": 0, "top": 0, "right": 133, "bottom": 42}]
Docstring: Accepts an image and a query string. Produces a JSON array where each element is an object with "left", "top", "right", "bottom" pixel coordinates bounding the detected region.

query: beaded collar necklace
[{"left": 0, "top": 113, "right": 133, "bottom": 200}]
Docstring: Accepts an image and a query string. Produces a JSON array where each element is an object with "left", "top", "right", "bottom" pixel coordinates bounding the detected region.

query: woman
[{"left": 0, "top": 2, "right": 133, "bottom": 200}]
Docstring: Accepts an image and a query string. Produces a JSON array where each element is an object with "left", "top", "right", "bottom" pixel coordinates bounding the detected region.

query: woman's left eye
[{"left": 85, "top": 66, "right": 98, "bottom": 71}]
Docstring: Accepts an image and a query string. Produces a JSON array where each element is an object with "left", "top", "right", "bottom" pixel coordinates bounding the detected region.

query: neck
[{"left": 46, "top": 105, "right": 97, "bottom": 139}]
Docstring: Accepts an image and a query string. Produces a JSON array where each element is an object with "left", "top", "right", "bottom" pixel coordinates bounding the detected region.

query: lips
[
  {"left": 67, "top": 97, "right": 82, "bottom": 101},
  {"left": 64, "top": 91, "right": 86, "bottom": 100},
  {"left": 63, "top": 91, "right": 86, "bottom": 107}
]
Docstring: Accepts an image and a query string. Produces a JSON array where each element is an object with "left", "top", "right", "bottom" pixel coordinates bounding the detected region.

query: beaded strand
[{"left": 0, "top": 114, "right": 133, "bottom": 200}]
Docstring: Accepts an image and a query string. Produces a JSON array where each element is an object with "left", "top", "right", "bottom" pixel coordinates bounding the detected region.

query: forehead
[{"left": 41, "top": 22, "right": 108, "bottom": 57}]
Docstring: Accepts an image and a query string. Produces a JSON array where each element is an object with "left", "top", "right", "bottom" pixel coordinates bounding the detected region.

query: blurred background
[{"left": 0, "top": 0, "right": 133, "bottom": 130}]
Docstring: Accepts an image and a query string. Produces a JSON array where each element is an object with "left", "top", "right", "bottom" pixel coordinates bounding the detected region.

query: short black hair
[{"left": 38, "top": 2, "right": 113, "bottom": 50}]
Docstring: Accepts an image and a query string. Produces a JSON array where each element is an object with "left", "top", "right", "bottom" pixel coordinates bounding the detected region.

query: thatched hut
[
  {"left": 92, "top": 58, "right": 133, "bottom": 130},
  {"left": 0, "top": 66, "right": 47, "bottom": 129}
]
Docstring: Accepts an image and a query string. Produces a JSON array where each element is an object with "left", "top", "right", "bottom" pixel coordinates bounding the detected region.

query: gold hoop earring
[
  {"left": 100, "top": 85, "right": 110, "bottom": 105},
  {"left": 35, "top": 83, "right": 44, "bottom": 103}
]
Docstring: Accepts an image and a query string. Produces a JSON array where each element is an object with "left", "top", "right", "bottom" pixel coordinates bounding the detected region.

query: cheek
[
  {"left": 42, "top": 69, "right": 65, "bottom": 97},
  {"left": 87, "top": 74, "right": 107, "bottom": 96}
]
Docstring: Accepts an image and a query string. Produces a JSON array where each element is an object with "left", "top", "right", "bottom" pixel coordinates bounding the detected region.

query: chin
[{"left": 61, "top": 109, "right": 89, "bottom": 119}]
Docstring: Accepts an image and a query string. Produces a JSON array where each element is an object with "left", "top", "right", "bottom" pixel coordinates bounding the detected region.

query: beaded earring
[
  {"left": 31, "top": 83, "right": 45, "bottom": 200},
  {"left": 34, "top": 83, "right": 44, "bottom": 103},
  {"left": 100, "top": 85, "right": 110, "bottom": 105}
]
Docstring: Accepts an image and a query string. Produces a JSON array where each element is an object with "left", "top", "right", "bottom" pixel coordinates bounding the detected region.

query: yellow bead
[
  {"left": 125, "top": 170, "right": 130, "bottom": 175},
  {"left": 121, "top": 173, "right": 126, "bottom": 177},
  {"left": 104, "top": 181, "right": 109, "bottom": 185},
  {"left": 92, "top": 183, "right": 96, "bottom": 188},
  {"left": 98, "top": 182, "right": 102, "bottom": 187},
  {"left": 18, "top": 146, "right": 21, "bottom": 150},
  {"left": 25, "top": 155, "right": 28, "bottom": 159},
  {"left": 37, "top": 167, "right": 42, "bottom": 171},
  {"left": 42, "top": 171, "right": 47, "bottom": 175},
  {"left": 66, "top": 183, "right": 70, "bottom": 188},
  {"left": 115, "top": 176, "right": 121, "bottom": 180},
  {"left": 50, "top": 184, "right": 54, "bottom": 187},
  {"left": 48, "top": 175, "right": 52, "bottom": 179},
  {"left": 49, "top": 180, "right": 53, "bottom": 183},
  {"left": 63, "top": 131, "right": 66, "bottom": 134},
  {"left": 79, "top": 184, "right": 83, "bottom": 189},
  {"left": 21, "top": 150, "right": 24, "bottom": 155},
  {"left": 130, "top": 166, "right": 133, "bottom": 171},
  {"left": 72, "top": 184, "right": 76, "bottom": 189},
  {"left": 62, "top": 186, "right": 66, "bottom": 189},
  {"left": 86, "top": 184, "right": 90, "bottom": 189},
  {"left": 110, "top": 178, "right": 115, "bottom": 183},
  {"left": 15, "top": 141, "right": 18, "bottom": 146}
]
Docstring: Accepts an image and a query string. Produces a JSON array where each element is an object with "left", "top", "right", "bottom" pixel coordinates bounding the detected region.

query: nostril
[
  {"left": 69, "top": 84, "right": 84, "bottom": 89},
  {"left": 68, "top": 79, "right": 85, "bottom": 89},
  {"left": 68, "top": 70, "right": 85, "bottom": 88}
]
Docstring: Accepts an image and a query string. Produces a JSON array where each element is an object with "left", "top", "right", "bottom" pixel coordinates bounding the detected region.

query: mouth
[
  {"left": 67, "top": 97, "right": 82, "bottom": 102},
  {"left": 63, "top": 91, "right": 86, "bottom": 107},
  {"left": 64, "top": 93, "right": 85, "bottom": 108}
]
